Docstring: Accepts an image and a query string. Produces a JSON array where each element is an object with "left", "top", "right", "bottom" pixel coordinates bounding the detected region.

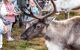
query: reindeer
[
  {"left": 34, "top": 0, "right": 80, "bottom": 19},
  {"left": 21, "top": 0, "right": 80, "bottom": 50},
  {"left": 54, "top": 0, "right": 80, "bottom": 19}
]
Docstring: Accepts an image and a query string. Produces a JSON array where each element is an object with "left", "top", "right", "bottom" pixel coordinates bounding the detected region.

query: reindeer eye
[{"left": 37, "top": 25, "right": 40, "bottom": 28}]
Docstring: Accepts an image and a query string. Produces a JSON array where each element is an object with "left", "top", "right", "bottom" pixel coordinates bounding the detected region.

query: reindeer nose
[
  {"left": 20, "top": 35, "right": 27, "bottom": 40},
  {"left": 20, "top": 34, "right": 29, "bottom": 40},
  {"left": 21, "top": 36, "right": 27, "bottom": 40}
]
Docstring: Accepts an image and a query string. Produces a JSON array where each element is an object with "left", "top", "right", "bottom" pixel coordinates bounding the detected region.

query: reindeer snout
[{"left": 20, "top": 33, "right": 28, "bottom": 40}]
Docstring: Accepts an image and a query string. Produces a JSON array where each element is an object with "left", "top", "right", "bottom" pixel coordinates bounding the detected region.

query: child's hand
[
  {"left": 13, "top": 13, "right": 18, "bottom": 15},
  {"left": 14, "top": 11, "right": 22, "bottom": 15},
  {"left": 7, "top": 12, "right": 16, "bottom": 16},
  {"left": 7, "top": 12, "right": 14, "bottom": 15}
]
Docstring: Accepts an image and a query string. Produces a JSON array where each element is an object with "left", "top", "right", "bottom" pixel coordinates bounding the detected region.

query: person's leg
[
  {"left": 0, "top": 34, "right": 3, "bottom": 50},
  {"left": 6, "top": 23, "right": 14, "bottom": 41},
  {"left": 0, "top": 28, "right": 4, "bottom": 50}
]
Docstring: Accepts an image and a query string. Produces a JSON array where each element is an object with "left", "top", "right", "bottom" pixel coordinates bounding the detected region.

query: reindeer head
[{"left": 20, "top": 0, "right": 56, "bottom": 40}]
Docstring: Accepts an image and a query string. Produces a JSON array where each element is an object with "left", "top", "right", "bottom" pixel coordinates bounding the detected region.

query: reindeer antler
[
  {"left": 42, "top": 0, "right": 56, "bottom": 19},
  {"left": 21, "top": 0, "right": 56, "bottom": 20},
  {"left": 33, "top": 0, "right": 56, "bottom": 19}
]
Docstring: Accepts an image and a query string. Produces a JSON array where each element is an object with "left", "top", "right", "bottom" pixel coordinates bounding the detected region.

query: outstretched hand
[{"left": 14, "top": 11, "right": 22, "bottom": 16}]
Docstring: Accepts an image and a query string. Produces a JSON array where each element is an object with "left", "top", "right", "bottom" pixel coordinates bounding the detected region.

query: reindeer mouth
[{"left": 21, "top": 37, "right": 27, "bottom": 40}]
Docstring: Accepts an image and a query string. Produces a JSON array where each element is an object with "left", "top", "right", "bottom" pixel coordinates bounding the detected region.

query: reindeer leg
[
  {"left": 64, "top": 11, "right": 68, "bottom": 19},
  {"left": 64, "top": 9, "right": 70, "bottom": 19}
]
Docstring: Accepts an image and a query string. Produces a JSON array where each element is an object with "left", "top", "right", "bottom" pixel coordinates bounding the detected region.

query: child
[
  {"left": 0, "top": 18, "right": 8, "bottom": 50},
  {"left": 0, "top": 0, "right": 17, "bottom": 41}
]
